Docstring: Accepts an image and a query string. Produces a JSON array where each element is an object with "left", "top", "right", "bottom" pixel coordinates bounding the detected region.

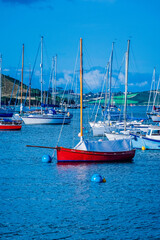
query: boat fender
[
  {"left": 42, "top": 154, "right": 52, "bottom": 163},
  {"left": 91, "top": 174, "right": 103, "bottom": 183},
  {"left": 142, "top": 146, "right": 146, "bottom": 151}
]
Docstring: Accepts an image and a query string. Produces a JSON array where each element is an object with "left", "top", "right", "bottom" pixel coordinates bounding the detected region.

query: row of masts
[
  {"left": 103, "top": 40, "right": 130, "bottom": 131},
  {"left": 1, "top": 37, "right": 130, "bottom": 126},
  {"left": 80, "top": 38, "right": 130, "bottom": 138},
  {"left": 147, "top": 68, "right": 160, "bottom": 113},
  {"left": 18, "top": 36, "right": 57, "bottom": 113}
]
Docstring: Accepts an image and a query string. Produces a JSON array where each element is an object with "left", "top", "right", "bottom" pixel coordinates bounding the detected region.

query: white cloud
[
  {"left": 118, "top": 72, "right": 125, "bottom": 84},
  {"left": 58, "top": 77, "right": 68, "bottom": 86},
  {"left": 83, "top": 69, "right": 105, "bottom": 91},
  {"left": 57, "top": 71, "right": 73, "bottom": 89},
  {"left": 129, "top": 81, "right": 148, "bottom": 87},
  {"left": 3, "top": 68, "right": 10, "bottom": 72}
]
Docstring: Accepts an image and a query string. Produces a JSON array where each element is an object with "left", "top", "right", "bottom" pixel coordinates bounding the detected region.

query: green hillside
[
  {"left": 88, "top": 92, "right": 151, "bottom": 105},
  {"left": 1, "top": 74, "right": 157, "bottom": 106}
]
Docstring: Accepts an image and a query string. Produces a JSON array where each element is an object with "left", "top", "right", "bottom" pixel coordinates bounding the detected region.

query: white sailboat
[
  {"left": 89, "top": 42, "right": 115, "bottom": 136},
  {"left": 105, "top": 40, "right": 131, "bottom": 140},
  {"left": 22, "top": 37, "right": 71, "bottom": 125},
  {"left": 105, "top": 40, "right": 150, "bottom": 140},
  {"left": 150, "top": 75, "right": 160, "bottom": 122}
]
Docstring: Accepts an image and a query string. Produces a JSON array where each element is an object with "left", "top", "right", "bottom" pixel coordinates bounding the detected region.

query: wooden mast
[
  {"left": 124, "top": 40, "right": 130, "bottom": 131},
  {"left": 40, "top": 36, "right": 43, "bottom": 114},
  {"left": 0, "top": 54, "right": 2, "bottom": 108},
  {"left": 20, "top": 44, "right": 24, "bottom": 113},
  {"left": 54, "top": 55, "right": 57, "bottom": 105},
  {"left": 52, "top": 57, "right": 55, "bottom": 105},
  {"left": 29, "top": 64, "right": 31, "bottom": 110},
  {"left": 80, "top": 38, "right": 83, "bottom": 139}
]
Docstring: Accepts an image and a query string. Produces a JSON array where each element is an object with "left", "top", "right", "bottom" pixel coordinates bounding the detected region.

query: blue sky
[{"left": 0, "top": 0, "right": 160, "bottom": 92}]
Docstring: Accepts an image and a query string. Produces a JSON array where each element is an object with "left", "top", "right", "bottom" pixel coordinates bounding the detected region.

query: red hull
[
  {"left": 57, "top": 147, "right": 135, "bottom": 162},
  {"left": 0, "top": 125, "right": 22, "bottom": 131}
]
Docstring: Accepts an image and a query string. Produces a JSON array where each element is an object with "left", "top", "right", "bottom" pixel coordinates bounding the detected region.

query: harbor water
[{"left": 0, "top": 106, "right": 160, "bottom": 239}]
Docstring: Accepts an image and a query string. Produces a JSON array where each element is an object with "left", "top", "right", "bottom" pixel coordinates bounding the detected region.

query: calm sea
[{"left": 0, "top": 106, "right": 160, "bottom": 239}]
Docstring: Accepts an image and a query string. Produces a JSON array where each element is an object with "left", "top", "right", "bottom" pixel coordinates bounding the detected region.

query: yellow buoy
[
  {"left": 142, "top": 146, "right": 146, "bottom": 151},
  {"left": 102, "top": 178, "right": 106, "bottom": 183}
]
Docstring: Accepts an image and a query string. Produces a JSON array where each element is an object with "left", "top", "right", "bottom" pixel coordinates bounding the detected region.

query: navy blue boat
[{"left": 0, "top": 108, "right": 13, "bottom": 118}]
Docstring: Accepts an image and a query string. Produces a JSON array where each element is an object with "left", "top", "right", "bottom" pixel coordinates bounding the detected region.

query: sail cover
[{"left": 74, "top": 139, "right": 132, "bottom": 152}]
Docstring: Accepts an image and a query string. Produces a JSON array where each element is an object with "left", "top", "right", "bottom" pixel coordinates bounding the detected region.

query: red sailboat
[
  {"left": 56, "top": 38, "right": 135, "bottom": 162},
  {"left": 0, "top": 119, "right": 22, "bottom": 131}
]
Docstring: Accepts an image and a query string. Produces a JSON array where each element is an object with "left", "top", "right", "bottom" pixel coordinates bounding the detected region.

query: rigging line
[
  {"left": 130, "top": 44, "right": 139, "bottom": 73},
  {"left": 56, "top": 44, "right": 80, "bottom": 151},
  {"left": 147, "top": 69, "right": 155, "bottom": 112},
  {"left": 83, "top": 43, "right": 95, "bottom": 68},
  {"left": 93, "top": 70, "right": 107, "bottom": 123},
  {"left": 14, "top": 81, "right": 21, "bottom": 107},
  {"left": 83, "top": 44, "right": 103, "bottom": 90},
  {"left": 43, "top": 40, "right": 51, "bottom": 72},
  {"left": 88, "top": 65, "right": 108, "bottom": 122},
  {"left": 51, "top": 112, "right": 68, "bottom": 159},
  {"left": 60, "top": 43, "right": 79, "bottom": 107},
  {"left": 23, "top": 42, "right": 41, "bottom": 106},
  {"left": 68, "top": 58, "right": 79, "bottom": 104},
  {"left": 112, "top": 54, "right": 125, "bottom": 90},
  {"left": 153, "top": 75, "right": 160, "bottom": 107},
  {"left": 46, "top": 59, "right": 54, "bottom": 105},
  {"left": 9, "top": 52, "right": 22, "bottom": 105},
  {"left": 83, "top": 78, "right": 96, "bottom": 93},
  {"left": 72, "top": 106, "right": 79, "bottom": 147},
  {"left": 114, "top": 45, "right": 119, "bottom": 70},
  {"left": 72, "top": 75, "right": 80, "bottom": 147}
]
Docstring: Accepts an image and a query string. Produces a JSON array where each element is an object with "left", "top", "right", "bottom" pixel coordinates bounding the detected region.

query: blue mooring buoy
[
  {"left": 91, "top": 174, "right": 103, "bottom": 183},
  {"left": 42, "top": 154, "right": 52, "bottom": 163}
]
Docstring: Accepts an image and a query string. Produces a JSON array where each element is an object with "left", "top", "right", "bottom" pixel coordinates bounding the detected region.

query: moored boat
[
  {"left": 131, "top": 126, "right": 160, "bottom": 150},
  {"left": 0, "top": 118, "right": 22, "bottom": 131},
  {"left": 21, "top": 37, "right": 72, "bottom": 125},
  {"left": 150, "top": 114, "right": 160, "bottom": 122},
  {"left": 0, "top": 108, "right": 13, "bottom": 118},
  {"left": 57, "top": 139, "right": 135, "bottom": 162},
  {"left": 56, "top": 38, "right": 135, "bottom": 162},
  {"left": 22, "top": 109, "right": 71, "bottom": 125}
]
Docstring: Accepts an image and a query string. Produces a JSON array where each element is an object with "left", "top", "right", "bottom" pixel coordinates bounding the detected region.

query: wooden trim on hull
[{"left": 57, "top": 147, "right": 135, "bottom": 162}]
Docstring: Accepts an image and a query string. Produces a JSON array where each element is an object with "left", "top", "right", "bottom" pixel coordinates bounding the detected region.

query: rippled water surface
[{"left": 0, "top": 106, "right": 160, "bottom": 239}]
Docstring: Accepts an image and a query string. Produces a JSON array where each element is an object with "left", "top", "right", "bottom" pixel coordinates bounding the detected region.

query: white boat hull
[
  {"left": 151, "top": 115, "right": 160, "bottom": 122},
  {"left": 131, "top": 134, "right": 160, "bottom": 150},
  {"left": 92, "top": 125, "right": 113, "bottom": 137},
  {"left": 22, "top": 114, "right": 71, "bottom": 125}
]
